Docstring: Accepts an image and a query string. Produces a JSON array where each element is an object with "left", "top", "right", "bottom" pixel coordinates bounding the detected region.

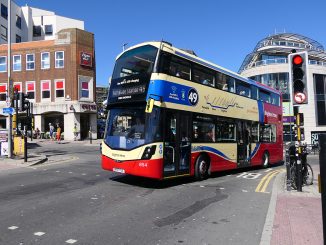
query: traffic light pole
[{"left": 6, "top": 0, "right": 13, "bottom": 158}]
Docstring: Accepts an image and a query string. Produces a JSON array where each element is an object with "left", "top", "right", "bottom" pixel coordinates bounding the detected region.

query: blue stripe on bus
[
  {"left": 192, "top": 146, "right": 230, "bottom": 160},
  {"left": 258, "top": 100, "right": 264, "bottom": 123},
  {"left": 249, "top": 143, "right": 261, "bottom": 159},
  {"left": 147, "top": 79, "right": 193, "bottom": 106}
]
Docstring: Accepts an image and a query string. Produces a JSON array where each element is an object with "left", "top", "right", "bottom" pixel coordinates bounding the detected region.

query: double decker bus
[{"left": 102, "top": 41, "right": 283, "bottom": 180}]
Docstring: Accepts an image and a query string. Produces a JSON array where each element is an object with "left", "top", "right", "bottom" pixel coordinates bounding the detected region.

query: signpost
[{"left": 2, "top": 107, "right": 14, "bottom": 115}]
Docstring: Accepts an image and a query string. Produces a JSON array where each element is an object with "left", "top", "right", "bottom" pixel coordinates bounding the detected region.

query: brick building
[{"left": 0, "top": 28, "right": 97, "bottom": 140}]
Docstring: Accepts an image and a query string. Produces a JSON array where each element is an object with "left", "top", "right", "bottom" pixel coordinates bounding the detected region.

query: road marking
[
  {"left": 34, "top": 232, "right": 45, "bottom": 236},
  {"left": 255, "top": 170, "right": 284, "bottom": 193},
  {"left": 8, "top": 226, "right": 18, "bottom": 230},
  {"left": 65, "top": 239, "right": 77, "bottom": 244}
]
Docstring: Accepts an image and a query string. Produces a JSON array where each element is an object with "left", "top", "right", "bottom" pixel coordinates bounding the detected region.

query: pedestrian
[
  {"left": 56, "top": 124, "right": 61, "bottom": 143},
  {"left": 73, "top": 123, "right": 78, "bottom": 141},
  {"left": 49, "top": 123, "right": 54, "bottom": 140}
]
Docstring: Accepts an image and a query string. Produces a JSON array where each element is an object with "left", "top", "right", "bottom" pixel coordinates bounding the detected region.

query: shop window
[
  {"left": 26, "top": 81, "right": 35, "bottom": 99},
  {"left": 26, "top": 54, "right": 35, "bottom": 70},
  {"left": 55, "top": 80, "right": 65, "bottom": 98},
  {"left": 0, "top": 83, "right": 7, "bottom": 101},
  {"left": 41, "top": 80, "right": 51, "bottom": 99},
  {"left": 55, "top": 51, "right": 64, "bottom": 68},
  {"left": 13, "top": 82, "right": 22, "bottom": 93},
  {"left": 41, "top": 52, "right": 50, "bottom": 69},
  {"left": 13, "top": 55, "right": 21, "bottom": 71}
]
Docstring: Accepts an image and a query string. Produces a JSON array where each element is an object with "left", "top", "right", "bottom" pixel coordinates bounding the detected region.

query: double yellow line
[{"left": 255, "top": 169, "right": 284, "bottom": 193}]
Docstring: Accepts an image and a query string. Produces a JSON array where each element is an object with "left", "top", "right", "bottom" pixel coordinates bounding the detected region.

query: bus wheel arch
[
  {"left": 195, "top": 154, "right": 210, "bottom": 181},
  {"left": 262, "top": 151, "right": 270, "bottom": 168}
]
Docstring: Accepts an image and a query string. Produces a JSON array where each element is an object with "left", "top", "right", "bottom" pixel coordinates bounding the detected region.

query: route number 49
[{"left": 188, "top": 89, "right": 198, "bottom": 106}]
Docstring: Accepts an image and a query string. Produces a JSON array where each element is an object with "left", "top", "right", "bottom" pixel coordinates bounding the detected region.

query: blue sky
[{"left": 16, "top": 0, "right": 326, "bottom": 86}]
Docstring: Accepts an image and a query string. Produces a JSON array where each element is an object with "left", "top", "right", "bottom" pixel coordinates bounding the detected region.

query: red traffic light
[{"left": 293, "top": 55, "right": 303, "bottom": 65}]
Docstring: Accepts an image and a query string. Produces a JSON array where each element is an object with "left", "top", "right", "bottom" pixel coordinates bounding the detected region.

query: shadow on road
[{"left": 109, "top": 162, "right": 284, "bottom": 189}]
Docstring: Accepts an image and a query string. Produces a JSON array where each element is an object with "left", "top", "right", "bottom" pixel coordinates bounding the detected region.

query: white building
[
  {"left": 239, "top": 33, "right": 326, "bottom": 145},
  {"left": 0, "top": 0, "right": 84, "bottom": 44}
]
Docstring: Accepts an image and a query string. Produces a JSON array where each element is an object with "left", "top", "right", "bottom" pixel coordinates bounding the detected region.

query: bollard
[
  {"left": 296, "top": 155, "right": 302, "bottom": 192},
  {"left": 24, "top": 126, "right": 27, "bottom": 162},
  {"left": 319, "top": 134, "right": 326, "bottom": 243},
  {"left": 89, "top": 126, "right": 92, "bottom": 144},
  {"left": 286, "top": 148, "right": 292, "bottom": 191}
]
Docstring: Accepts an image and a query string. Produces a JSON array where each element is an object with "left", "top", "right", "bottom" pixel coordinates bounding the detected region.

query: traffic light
[
  {"left": 288, "top": 51, "right": 308, "bottom": 105},
  {"left": 294, "top": 113, "right": 305, "bottom": 141},
  {"left": 19, "top": 92, "right": 30, "bottom": 112}
]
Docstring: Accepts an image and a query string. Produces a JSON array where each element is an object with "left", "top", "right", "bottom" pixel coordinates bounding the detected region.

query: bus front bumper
[{"left": 102, "top": 155, "right": 163, "bottom": 179}]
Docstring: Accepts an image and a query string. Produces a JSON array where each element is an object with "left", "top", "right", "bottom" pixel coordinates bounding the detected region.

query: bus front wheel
[
  {"left": 195, "top": 155, "right": 209, "bottom": 181},
  {"left": 263, "top": 151, "right": 270, "bottom": 168}
]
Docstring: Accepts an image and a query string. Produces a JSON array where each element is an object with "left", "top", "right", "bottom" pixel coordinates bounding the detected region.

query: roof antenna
[{"left": 122, "top": 43, "right": 128, "bottom": 51}]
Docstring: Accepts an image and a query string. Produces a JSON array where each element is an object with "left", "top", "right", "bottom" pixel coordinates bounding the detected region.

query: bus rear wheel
[
  {"left": 195, "top": 155, "right": 209, "bottom": 181},
  {"left": 262, "top": 152, "right": 270, "bottom": 168}
]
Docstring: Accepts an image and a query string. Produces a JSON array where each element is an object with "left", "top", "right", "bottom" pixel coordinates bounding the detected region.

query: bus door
[
  {"left": 163, "top": 110, "right": 191, "bottom": 177},
  {"left": 237, "top": 121, "right": 251, "bottom": 166}
]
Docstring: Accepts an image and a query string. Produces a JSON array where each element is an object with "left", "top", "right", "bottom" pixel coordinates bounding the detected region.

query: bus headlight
[{"left": 141, "top": 145, "right": 156, "bottom": 160}]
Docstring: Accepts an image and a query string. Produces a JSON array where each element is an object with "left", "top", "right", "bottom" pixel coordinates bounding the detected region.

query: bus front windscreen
[
  {"left": 104, "top": 107, "right": 161, "bottom": 150},
  {"left": 112, "top": 45, "right": 158, "bottom": 80}
]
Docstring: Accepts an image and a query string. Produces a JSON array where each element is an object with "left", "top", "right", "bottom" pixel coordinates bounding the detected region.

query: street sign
[
  {"left": 294, "top": 92, "right": 306, "bottom": 104},
  {"left": 2, "top": 107, "right": 14, "bottom": 114}
]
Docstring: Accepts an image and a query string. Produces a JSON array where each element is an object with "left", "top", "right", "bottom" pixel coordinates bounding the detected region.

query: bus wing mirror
[{"left": 145, "top": 98, "right": 154, "bottom": 113}]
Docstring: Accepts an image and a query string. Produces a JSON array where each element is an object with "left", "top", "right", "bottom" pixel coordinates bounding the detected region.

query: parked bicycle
[{"left": 289, "top": 144, "right": 314, "bottom": 190}]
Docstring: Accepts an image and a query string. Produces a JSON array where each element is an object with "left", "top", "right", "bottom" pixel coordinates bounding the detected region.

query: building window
[
  {"left": 81, "top": 81, "right": 89, "bottom": 98},
  {"left": 45, "top": 25, "right": 53, "bottom": 35},
  {"left": 1, "top": 4, "right": 7, "bottom": 20},
  {"left": 13, "top": 82, "right": 22, "bottom": 93},
  {"left": 41, "top": 52, "right": 50, "bottom": 69},
  {"left": 26, "top": 81, "right": 35, "bottom": 99},
  {"left": 16, "top": 34, "right": 21, "bottom": 43},
  {"left": 13, "top": 55, "right": 21, "bottom": 71},
  {"left": 16, "top": 15, "right": 21, "bottom": 29},
  {"left": 0, "top": 83, "right": 7, "bottom": 101},
  {"left": 315, "top": 74, "right": 326, "bottom": 126},
  {"left": 55, "top": 80, "right": 65, "bottom": 98},
  {"left": 55, "top": 51, "right": 64, "bottom": 68},
  {"left": 26, "top": 54, "right": 35, "bottom": 70},
  {"left": 33, "top": 25, "right": 41, "bottom": 37},
  {"left": 1, "top": 25, "right": 7, "bottom": 41},
  {"left": 41, "top": 80, "right": 51, "bottom": 99},
  {"left": 0, "top": 56, "right": 7, "bottom": 72}
]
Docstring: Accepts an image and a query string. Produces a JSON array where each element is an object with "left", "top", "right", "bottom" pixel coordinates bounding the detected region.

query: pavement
[
  {"left": 261, "top": 154, "right": 323, "bottom": 245},
  {"left": 0, "top": 142, "right": 323, "bottom": 244},
  {"left": 0, "top": 138, "right": 102, "bottom": 171}
]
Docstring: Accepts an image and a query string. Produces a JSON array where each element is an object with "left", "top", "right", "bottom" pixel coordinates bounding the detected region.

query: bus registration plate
[{"left": 113, "top": 168, "right": 125, "bottom": 173}]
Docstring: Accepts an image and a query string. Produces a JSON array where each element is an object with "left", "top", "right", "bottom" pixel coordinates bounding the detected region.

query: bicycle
[{"left": 289, "top": 146, "right": 314, "bottom": 190}]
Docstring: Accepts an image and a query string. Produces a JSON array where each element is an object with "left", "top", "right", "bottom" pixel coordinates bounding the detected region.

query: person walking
[
  {"left": 73, "top": 123, "right": 78, "bottom": 141},
  {"left": 56, "top": 124, "right": 62, "bottom": 143},
  {"left": 49, "top": 123, "right": 54, "bottom": 140}
]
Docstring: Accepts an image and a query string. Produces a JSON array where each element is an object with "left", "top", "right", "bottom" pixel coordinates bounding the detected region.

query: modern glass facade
[{"left": 240, "top": 33, "right": 326, "bottom": 143}]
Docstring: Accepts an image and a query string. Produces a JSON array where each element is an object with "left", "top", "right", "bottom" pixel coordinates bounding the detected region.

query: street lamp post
[{"left": 7, "top": 0, "right": 13, "bottom": 158}]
